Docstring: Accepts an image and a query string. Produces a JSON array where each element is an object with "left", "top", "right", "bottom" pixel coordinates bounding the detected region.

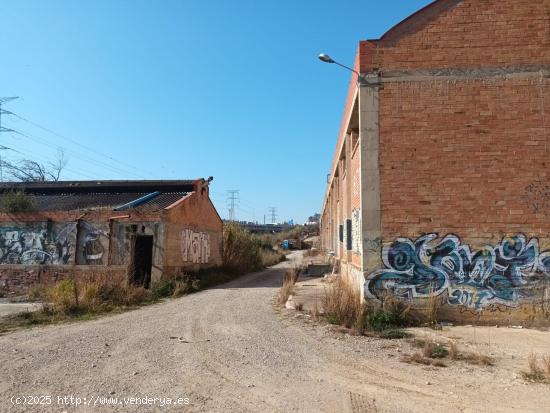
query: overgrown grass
[
  {"left": 277, "top": 268, "right": 299, "bottom": 306},
  {"left": 223, "top": 223, "right": 285, "bottom": 273},
  {"left": 0, "top": 190, "right": 36, "bottom": 213},
  {"left": 0, "top": 273, "right": 155, "bottom": 334},
  {"left": 322, "top": 277, "right": 414, "bottom": 338},
  {"left": 521, "top": 353, "right": 550, "bottom": 383},
  {"left": 401, "top": 352, "right": 447, "bottom": 367},
  {"left": 403, "top": 339, "right": 494, "bottom": 368}
]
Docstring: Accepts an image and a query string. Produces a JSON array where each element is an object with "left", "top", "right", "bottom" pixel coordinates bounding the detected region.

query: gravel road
[{"left": 1, "top": 251, "right": 549, "bottom": 413}]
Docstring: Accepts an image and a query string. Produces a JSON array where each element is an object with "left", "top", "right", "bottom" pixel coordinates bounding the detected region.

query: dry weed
[
  {"left": 521, "top": 352, "right": 547, "bottom": 383},
  {"left": 277, "top": 268, "right": 299, "bottom": 306},
  {"left": 323, "top": 276, "right": 363, "bottom": 330}
]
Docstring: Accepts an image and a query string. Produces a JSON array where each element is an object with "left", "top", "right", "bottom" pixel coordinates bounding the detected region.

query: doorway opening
[{"left": 129, "top": 235, "right": 153, "bottom": 288}]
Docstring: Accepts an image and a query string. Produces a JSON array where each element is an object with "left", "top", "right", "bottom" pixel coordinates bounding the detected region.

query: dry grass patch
[
  {"left": 323, "top": 276, "right": 363, "bottom": 329},
  {"left": 400, "top": 352, "right": 447, "bottom": 367},
  {"left": 277, "top": 268, "right": 299, "bottom": 306},
  {"left": 403, "top": 339, "right": 494, "bottom": 369},
  {"left": 521, "top": 353, "right": 549, "bottom": 383},
  {"left": 447, "top": 341, "right": 494, "bottom": 366}
]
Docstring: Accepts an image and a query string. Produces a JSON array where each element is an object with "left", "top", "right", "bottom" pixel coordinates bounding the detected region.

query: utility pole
[
  {"left": 226, "top": 190, "right": 239, "bottom": 221},
  {"left": 268, "top": 206, "right": 277, "bottom": 224},
  {"left": 0, "top": 97, "right": 19, "bottom": 182}
]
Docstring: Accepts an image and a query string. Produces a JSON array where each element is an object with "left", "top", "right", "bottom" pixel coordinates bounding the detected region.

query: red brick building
[
  {"left": 0, "top": 178, "right": 222, "bottom": 293},
  {"left": 320, "top": 0, "right": 550, "bottom": 319}
]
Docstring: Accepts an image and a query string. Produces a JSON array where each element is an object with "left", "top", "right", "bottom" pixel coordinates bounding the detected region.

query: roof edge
[{"left": 379, "top": 0, "right": 463, "bottom": 44}]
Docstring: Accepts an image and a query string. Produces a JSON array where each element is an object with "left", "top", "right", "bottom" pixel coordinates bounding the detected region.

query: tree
[
  {"left": 2, "top": 149, "right": 67, "bottom": 182},
  {"left": 307, "top": 213, "right": 320, "bottom": 223}
]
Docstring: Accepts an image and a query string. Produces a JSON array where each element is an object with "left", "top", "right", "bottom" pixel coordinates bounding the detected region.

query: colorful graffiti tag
[
  {"left": 0, "top": 223, "right": 76, "bottom": 265},
  {"left": 181, "top": 229, "right": 210, "bottom": 264},
  {"left": 365, "top": 234, "right": 550, "bottom": 309}
]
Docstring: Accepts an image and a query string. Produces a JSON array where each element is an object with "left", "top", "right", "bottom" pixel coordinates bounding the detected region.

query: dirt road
[{"left": 1, "top": 251, "right": 549, "bottom": 412}]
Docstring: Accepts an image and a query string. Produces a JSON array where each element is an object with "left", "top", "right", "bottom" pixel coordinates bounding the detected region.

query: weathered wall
[
  {"left": 0, "top": 265, "right": 126, "bottom": 295},
  {"left": 0, "top": 187, "right": 224, "bottom": 292},
  {"left": 321, "top": 0, "right": 550, "bottom": 320},
  {"left": 364, "top": 0, "right": 550, "bottom": 317},
  {"left": 162, "top": 190, "right": 223, "bottom": 274},
  {"left": 0, "top": 221, "right": 77, "bottom": 266},
  {"left": 75, "top": 220, "right": 109, "bottom": 265}
]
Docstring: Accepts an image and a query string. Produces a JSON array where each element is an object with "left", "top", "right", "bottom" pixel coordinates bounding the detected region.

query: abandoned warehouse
[{"left": 0, "top": 178, "right": 223, "bottom": 293}]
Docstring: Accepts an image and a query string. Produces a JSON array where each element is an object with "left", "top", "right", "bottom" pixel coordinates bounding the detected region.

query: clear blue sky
[{"left": 0, "top": 0, "right": 432, "bottom": 223}]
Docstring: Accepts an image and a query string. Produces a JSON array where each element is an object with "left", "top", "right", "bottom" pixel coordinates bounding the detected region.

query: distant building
[
  {"left": 0, "top": 179, "right": 222, "bottom": 293},
  {"left": 321, "top": 0, "right": 550, "bottom": 321}
]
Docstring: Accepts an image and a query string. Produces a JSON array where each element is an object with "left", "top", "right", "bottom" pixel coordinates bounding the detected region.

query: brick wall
[
  {"left": 361, "top": 0, "right": 550, "bottom": 72},
  {"left": 361, "top": 0, "right": 550, "bottom": 317},
  {"left": 163, "top": 189, "right": 223, "bottom": 272}
]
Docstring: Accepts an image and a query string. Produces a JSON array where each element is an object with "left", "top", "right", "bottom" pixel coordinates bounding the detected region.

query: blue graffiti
[{"left": 365, "top": 234, "right": 550, "bottom": 309}]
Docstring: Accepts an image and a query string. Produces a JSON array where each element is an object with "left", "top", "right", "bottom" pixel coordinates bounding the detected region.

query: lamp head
[{"left": 318, "top": 53, "right": 334, "bottom": 64}]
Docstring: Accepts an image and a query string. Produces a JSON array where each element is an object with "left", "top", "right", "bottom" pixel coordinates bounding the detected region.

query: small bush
[
  {"left": 151, "top": 279, "right": 174, "bottom": 300},
  {"left": 423, "top": 342, "right": 449, "bottom": 359},
  {"left": 365, "top": 297, "right": 414, "bottom": 332},
  {"left": 50, "top": 279, "right": 80, "bottom": 314},
  {"left": 126, "top": 286, "right": 152, "bottom": 305},
  {"left": 379, "top": 329, "right": 410, "bottom": 339},
  {"left": 0, "top": 190, "right": 36, "bottom": 213},
  {"left": 401, "top": 352, "right": 446, "bottom": 367},
  {"left": 522, "top": 353, "right": 548, "bottom": 383},
  {"left": 222, "top": 223, "right": 263, "bottom": 273}
]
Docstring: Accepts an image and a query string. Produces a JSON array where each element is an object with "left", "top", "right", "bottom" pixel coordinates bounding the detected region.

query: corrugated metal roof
[
  {"left": 134, "top": 193, "right": 190, "bottom": 213},
  {"left": 0, "top": 191, "right": 191, "bottom": 212},
  {"left": 0, "top": 179, "right": 203, "bottom": 213}
]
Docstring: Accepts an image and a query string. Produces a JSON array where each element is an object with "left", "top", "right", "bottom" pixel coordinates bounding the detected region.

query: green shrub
[
  {"left": 151, "top": 279, "right": 174, "bottom": 300},
  {"left": 222, "top": 223, "right": 263, "bottom": 273},
  {"left": 365, "top": 297, "right": 415, "bottom": 332},
  {"left": 378, "top": 328, "right": 411, "bottom": 339},
  {"left": 50, "top": 279, "right": 79, "bottom": 314},
  {"left": 0, "top": 190, "right": 36, "bottom": 213}
]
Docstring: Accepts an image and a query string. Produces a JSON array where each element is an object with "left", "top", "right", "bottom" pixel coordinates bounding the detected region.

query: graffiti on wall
[
  {"left": 351, "top": 209, "right": 361, "bottom": 254},
  {"left": 365, "top": 233, "right": 550, "bottom": 310},
  {"left": 77, "top": 221, "right": 108, "bottom": 265},
  {"left": 181, "top": 229, "right": 210, "bottom": 264},
  {"left": 0, "top": 223, "right": 76, "bottom": 265}
]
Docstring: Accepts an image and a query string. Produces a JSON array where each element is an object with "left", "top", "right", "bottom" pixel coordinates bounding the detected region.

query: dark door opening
[{"left": 130, "top": 235, "right": 153, "bottom": 288}]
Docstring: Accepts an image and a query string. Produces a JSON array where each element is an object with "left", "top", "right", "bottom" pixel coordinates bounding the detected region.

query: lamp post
[{"left": 317, "top": 53, "right": 361, "bottom": 77}]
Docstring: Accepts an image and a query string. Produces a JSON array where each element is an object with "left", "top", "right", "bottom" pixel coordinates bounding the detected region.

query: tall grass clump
[
  {"left": 277, "top": 268, "right": 299, "bottom": 306},
  {"left": 323, "top": 277, "right": 414, "bottom": 337},
  {"left": 0, "top": 190, "right": 36, "bottom": 213},
  {"left": 323, "top": 277, "right": 364, "bottom": 329},
  {"left": 48, "top": 272, "right": 153, "bottom": 315},
  {"left": 222, "top": 223, "right": 263, "bottom": 273}
]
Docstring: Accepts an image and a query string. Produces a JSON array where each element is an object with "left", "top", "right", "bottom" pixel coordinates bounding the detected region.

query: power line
[
  {"left": 0, "top": 97, "right": 20, "bottom": 181},
  {"left": 4, "top": 123, "right": 146, "bottom": 179},
  {"left": 0, "top": 97, "right": 19, "bottom": 134},
  {"left": 226, "top": 190, "right": 239, "bottom": 221},
  {"left": 12, "top": 112, "right": 154, "bottom": 177},
  {"left": 268, "top": 206, "right": 277, "bottom": 224}
]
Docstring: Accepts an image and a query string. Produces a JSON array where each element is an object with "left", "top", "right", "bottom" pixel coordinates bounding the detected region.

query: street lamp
[{"left": 317, "top": 53, "right": 360, "bottom": 77}]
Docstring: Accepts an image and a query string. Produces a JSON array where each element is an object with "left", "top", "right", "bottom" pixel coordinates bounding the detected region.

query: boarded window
[{"left": 346, "top": 219, "right": 352, "bottom": 250}]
